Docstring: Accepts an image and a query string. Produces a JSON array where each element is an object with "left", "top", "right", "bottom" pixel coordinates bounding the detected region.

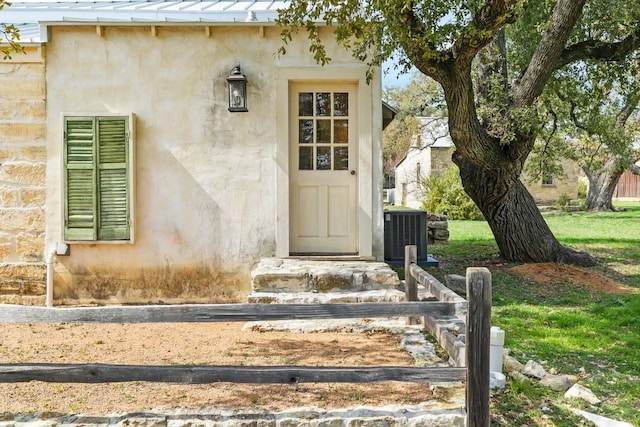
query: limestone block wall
[
  {"left": 427, "top": 213, "right": 449, "bottom": 244},
  {"left": 525, "top": 158, "right": 580, "bottom": 204},
  {"left": 0, "top": 48, "right": 47, "bottom": 305}
]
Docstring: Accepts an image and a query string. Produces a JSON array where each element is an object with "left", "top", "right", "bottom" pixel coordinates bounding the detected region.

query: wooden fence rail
[
  {"left": 404, "top": 245, "right": 492, "bottom": 427},
  {"left": 0, "top": 302, "right": 456, "bottom": 323},
  {"left": 0, "top": 245, "right": 491, "bottom": 427},
  {"left": 0, "top": 364, "right": 465, "bottom": 385}
]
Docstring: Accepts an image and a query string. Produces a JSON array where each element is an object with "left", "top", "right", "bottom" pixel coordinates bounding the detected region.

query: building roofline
[{"left": 0, "top": 1, "right": 315, "bottom": 43}]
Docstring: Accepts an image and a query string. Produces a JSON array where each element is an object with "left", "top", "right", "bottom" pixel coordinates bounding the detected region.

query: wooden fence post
[
  {"left": 404, "top": 245, "right": 418, "bottom": 325},
  {"left": 465, "top": 267, "right": 492, "bottom": 427}
]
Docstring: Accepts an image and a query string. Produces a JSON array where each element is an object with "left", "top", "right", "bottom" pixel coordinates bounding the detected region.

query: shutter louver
[
  {"left": 64, "top": 118, "right": 97, "bottom": 240},
  {"left": 97, "top": 117, "right": 130, "bottom": 240}
]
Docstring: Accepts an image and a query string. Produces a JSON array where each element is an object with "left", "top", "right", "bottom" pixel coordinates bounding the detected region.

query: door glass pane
[
  {"left": 334, "top": 93, "right": 348, "bottom": 116},
  {"left": 334, "top": 120, "right": 348, "bottom": 143},
  {"left": 334, "top": 147, "right": 349, "bottom": 170},
  {"left": 299, "top": 119, "right": 313, "bottom": 144},
  {"left": 316, "top": 119, "right": 331, "bottom": 144},
  {"left": 299, "top": 146, "right": 313, "bottom": 170},
  {"left": 317, "top": 146, "right": 331, "bottom": 170},
  {"left": 316, "top": 92, "right": 331, "bottom": 116},
  {"left": 296, "top": 90, "right": 352, "bottom": 173},
  {"left": 299, "top": 92, "right": 314, "bottom": 116}
]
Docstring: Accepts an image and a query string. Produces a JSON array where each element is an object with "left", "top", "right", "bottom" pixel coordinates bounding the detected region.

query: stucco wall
[
  {"left": 44, "top": 25, "right": 382, "bottom": 305},
  {"left": 394, "top": 146, "right": 453, "bottom": 210},
  {"left": 394, "top": 149, "right": 423, "bottom": 210},
  {"left": 0, "top": 48, "right": 47, "bottom": 305}
]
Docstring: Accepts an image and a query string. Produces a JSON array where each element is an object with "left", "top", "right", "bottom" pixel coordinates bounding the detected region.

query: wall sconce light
[{"left": 227, "top": 64, "right": 248, "bottom": 112}]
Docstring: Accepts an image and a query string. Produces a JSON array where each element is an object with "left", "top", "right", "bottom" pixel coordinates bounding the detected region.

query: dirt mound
[{"left": 508, "top": 263, "right": 635, "bottom": 295}]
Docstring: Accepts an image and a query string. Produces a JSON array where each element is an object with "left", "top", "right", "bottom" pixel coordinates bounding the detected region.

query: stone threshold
[{"left": 251, "top": 258, "right": 401, "bottom": 294}]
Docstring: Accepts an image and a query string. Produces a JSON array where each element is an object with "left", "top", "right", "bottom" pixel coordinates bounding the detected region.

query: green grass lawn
[{"left": 424, "top": 201, "right": 640, "bottom": 426}]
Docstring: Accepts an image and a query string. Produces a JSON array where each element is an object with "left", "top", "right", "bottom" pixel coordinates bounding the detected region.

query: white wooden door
[{"left": 289, "top": 83, "right": 358, "bottom": 254}]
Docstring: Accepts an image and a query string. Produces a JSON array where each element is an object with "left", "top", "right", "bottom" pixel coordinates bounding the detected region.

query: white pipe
[
  {"left": 45, "top": 246, "right": 57, "bottom": 307},
  {"left": 490, "top": 326, "right": 505, "bottom": 373},
  {"left": 490, "top": 326, "right": 506, "bottom": 389}
]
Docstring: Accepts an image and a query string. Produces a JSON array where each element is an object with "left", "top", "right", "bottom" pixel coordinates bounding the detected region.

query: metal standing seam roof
[{"left": 0, "top": 1, "right": 288, "bottom": 43}]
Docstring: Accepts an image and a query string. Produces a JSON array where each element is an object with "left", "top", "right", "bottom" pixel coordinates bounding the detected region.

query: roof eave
[
  {"left": 39, "top": 19, "right": 280, "bottom": 26},
  {"left": 35, "top": 19, "right": 282, "bottom": 42}
]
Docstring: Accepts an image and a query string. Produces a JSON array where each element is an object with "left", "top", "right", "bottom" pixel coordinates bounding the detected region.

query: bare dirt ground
[
  {"left": 0, "top": 322, "right": 437, "bottom": 415},
  {"left": 508, "top": 262, "right": 638, "bottom": 295},
  {"left": 1, "top": 262, "right": 631, "bottom": 416}
]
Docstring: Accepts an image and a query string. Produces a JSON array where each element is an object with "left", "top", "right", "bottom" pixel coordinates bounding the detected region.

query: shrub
[
  {"left": 421, "top": 167, "right": 483, "bottom": 220},
  {"left": 555, "top": 192, "right": 572, "bottom": 211},
  {"left": 577, "top": 180, "right": 587, "bottom": 200}
]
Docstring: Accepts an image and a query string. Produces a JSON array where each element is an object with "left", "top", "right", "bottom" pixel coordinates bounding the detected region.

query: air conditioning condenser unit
[{"left": 383, "top": 209, "right": 438, "bottom": 267}]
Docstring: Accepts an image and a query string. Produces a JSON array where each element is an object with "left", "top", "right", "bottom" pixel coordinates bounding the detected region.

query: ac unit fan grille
[{"left": 384, "top": 210, "right": 427, "bottom": 262}]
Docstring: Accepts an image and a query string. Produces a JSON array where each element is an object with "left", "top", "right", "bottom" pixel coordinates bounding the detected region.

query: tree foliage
[
  {"left": 514, "top": 6, "right": 640, "bottom": 210},
  {"left": 384, "top": 72, "right": 445, "bottom": 118},
  {"left": 527, "top": 58, "right": 640, "bottom": 210},
  {"left": 0, "top": 1, "right": 24, "bottom": 59},
  {"left": 382, "top": 73, "right": 445, "bottom": 186},
  {"left": 277, "top": 0, "right": 640, "bottom": 266},
  {"left": 421, "top": 167, "right": 483, "bottom": 220},
  {"left": 381, "top": 116, "right": 417, "bottom": 187}
]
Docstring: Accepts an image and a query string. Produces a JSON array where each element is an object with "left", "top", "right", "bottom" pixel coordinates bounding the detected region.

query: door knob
[{"left": 350, "top": 170, "right": 356, "bottom": 175}]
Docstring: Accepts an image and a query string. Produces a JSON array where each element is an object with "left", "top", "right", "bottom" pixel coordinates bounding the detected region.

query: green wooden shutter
[
  {"left": 96, "top": 116, "right": 130, "bottom": 240},
  {"left": 64, "top": 117, "right": 97, "bottom": 240}
]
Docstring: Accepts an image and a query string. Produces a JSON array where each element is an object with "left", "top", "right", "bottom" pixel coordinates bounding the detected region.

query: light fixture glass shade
[{"left": 227, "top": 65, "right": 248, "bottom": 112}]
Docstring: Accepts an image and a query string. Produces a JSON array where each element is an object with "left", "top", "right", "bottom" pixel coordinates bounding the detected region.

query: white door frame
[
  {"left": 289, "top": 82, "right": 358, "bottom": 254},
  {"left": 274, "top": 65, "right": 381, "bottom": 259}
]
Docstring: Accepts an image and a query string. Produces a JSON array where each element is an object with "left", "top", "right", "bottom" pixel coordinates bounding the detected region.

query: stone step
[
  {"left": 247, "top": 289, "right": 406, "bottom": 304},
  {"left": 251, "top": 258, "right": 400, "bottom": 293}
]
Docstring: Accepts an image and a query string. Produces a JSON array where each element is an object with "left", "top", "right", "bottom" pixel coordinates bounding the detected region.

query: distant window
[
  {"left": 542, "top": 174, "right": 554, "bottom": 186},
  {"left": 416, "top": 162, "right": 421, "bottom": 183}
]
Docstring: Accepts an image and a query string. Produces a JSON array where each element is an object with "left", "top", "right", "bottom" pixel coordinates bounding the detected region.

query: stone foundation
[
  {"left": 0, "top": 262, "right": 47, "bottom": 305},
  {"left": 3, "top": 406, "right": 466, "bottom": 426}
]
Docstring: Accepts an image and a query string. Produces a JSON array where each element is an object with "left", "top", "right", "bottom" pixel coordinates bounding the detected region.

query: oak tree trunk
[
  {"left": 435, "top": 63, "right": 595, "bottom": 266},
  {"left": 583, "top": 159, "right": 626, "bottom": 211},
  {"left": 410, "top": 0, "right": 595, "bottom": 267},
  {"left": 452, "top": 150, "right": 595, "bottom": 267}
]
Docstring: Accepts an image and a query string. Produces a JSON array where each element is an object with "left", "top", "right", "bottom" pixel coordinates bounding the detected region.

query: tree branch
[
  {"left": 511, "top": 0, "right": 587, "bottom": 107},
  {"left": 397, "top": 3, "right": 451, "bottom": 83},
  {"left": 405, "top": 1, "right": 519, "bottom": 84},
  {"left": 616, "top": 95, "right": 640, "bottom": 130},
  {"left": 557, "top": 26, "right": 640, "bottom": 70},
  {"left": 451, "top": 0, "right": 519, "bottom": 70},
  {"left": 557, "top": 89, "right": 591, "bottom": 134}
]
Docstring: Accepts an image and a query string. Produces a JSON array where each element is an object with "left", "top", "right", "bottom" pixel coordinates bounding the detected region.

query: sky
[
  {"left": 382, "top": 67, "right": 412, "bottom": 88},
  {"left": 381, "top": 60, "right": 416, "bottom": 89}
]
